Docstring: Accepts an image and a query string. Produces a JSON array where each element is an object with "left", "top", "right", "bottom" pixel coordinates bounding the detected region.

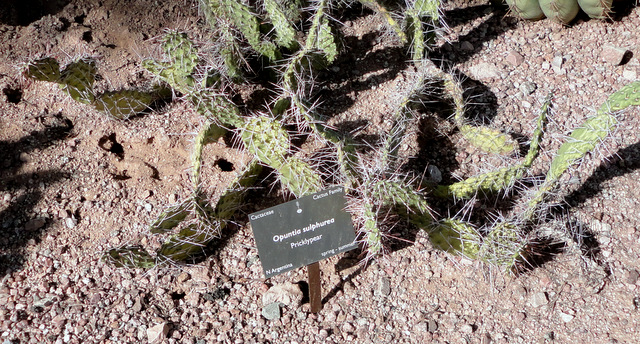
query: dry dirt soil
[{"left": 1, "top": 0, "right": 640, "bottom": 343}]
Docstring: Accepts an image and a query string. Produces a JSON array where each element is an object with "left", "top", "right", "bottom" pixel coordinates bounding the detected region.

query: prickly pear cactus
[
  {"left": 103, "top": 0, "right": 640, "bottom": 277},
  {"left": 24, "top": 56, "right": 161, "bottom": 119}
]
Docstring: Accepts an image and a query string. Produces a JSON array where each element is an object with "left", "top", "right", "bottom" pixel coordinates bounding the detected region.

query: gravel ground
[{"left": 1, "top": 0, "right": 640, "bottom": 343}]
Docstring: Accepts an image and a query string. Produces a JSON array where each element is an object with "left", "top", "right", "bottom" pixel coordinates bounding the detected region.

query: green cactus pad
[
  {"left": 403, "top": 0, "right": 441, "bottom": 60},
  {"left": 436, "top": 165, "right": 525, "bottom": 199},
  {"left": 460, "top": 125, "right": 518, "bottom": 155},
  {"left": 414, "top": 0, "right": 442, "bottom": 17},
  {"left": 220, "top": 29, "right": 243, "bottom": 80},
  {"left": 143, "top": 59, "right": 196, "bottom": 95},
  {"left": 149, "top": 201, "right": 191, "bottom": 234},
  {"left": 93, "top": 90, "right": 154, "bottom": 119},
  {"left": 506, "top": 0, "right": 545, "bottom": 20},
  {"left": 209, "top": 0, "right": 279, "bottom": 61},
  {"left": 60, "top": 59, "right": 97, "bottom": 104},
  {"left": 142, "top": 32, "right": 199, "bottom": 93},
  {"left": 406, "top": 12, "right": 426, "bottom": 61},
  {"left": 162, "top": 31, "right": 199, "bottom": 76},
  {"left": 373, "top": 180, "right": 433, "bottom": 228},
  {"left": 523, "top": 94, "right": 551, "bottom": 167},
  {"left": 525, "top": 81, "right": 640, "bottom": 221},
  {"left": 597, "top": 80, "right": 640, "bottom": 114},
  {"left": 361, "top": 203, "right": 383, "bottom": 258},
  {"left": 25, "top": 57, "right": 60, "bottom": 82},
  {"left": 241, "top": 116, "right": 290, "bottom": 168},
  {"left": 277, "top": 157, "right": 323, "bottom": 197},
  {"left": 190, "top": 90, "right": 244, "bottom": 128},
  {"left": 548, "top": 113, "right": 617, "bottom": 181},
  {"left": 316, "top": 16, "right": 338, "bottom": 64},
  {"left": 577, "top": 0, "right": 612, "bottom": 19},
  {"left": 104, "top": 246, "right": 156, "bottom": 269},
  {"left": 539, "top": 0, "right": 580, "bottom": 24},
  {"left": 477, "top": 222, "right": 526, "bottom": 272},
  {"left": 429, "top": 219, "right": 480, "bottom": 259},
  {"left": 264, "top": 0, "right": 298, "bottom": 49}
]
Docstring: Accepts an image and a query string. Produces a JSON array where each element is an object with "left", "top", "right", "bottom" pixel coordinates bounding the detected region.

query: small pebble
[
  {"left": 262, "top": 302, "right": 282, "bottom": 321},
  {"left": 529, "top": 292, "right": 548, "bottom": 308},
  {"left": 24, "top": 218, "right": 46, "bottom": 231},
  {"left": 559, "top": 312, "right": 574, "bottom": 323},
  {"left": 601, "top": 45, "right": 631, "bottom": 65}
]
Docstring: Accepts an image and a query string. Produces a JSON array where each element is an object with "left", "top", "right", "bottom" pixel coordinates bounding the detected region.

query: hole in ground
[
  {"left": 98, "top": 133, "right": 125, "bottom": 159},
  {"left": 170, "top": 291, "right": 185, "bottom": 300},
  {"left": 215, "top": 158, "right": 234, "bottom": 171},
  {"left": 82, "top": 31, "right": 92, "bottom": 43},
  {"left": 3, "top": 87, "right": 22, "bottom": 104}
]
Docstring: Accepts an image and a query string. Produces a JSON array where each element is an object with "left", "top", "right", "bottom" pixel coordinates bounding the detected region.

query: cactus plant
[
  {"left": 505, "top": 0, "right": 614, "bottom": 22},
  {"left": 539, "top": 0, "right": 581, "bottom": 24},
  {"left": 101, "top": 0, "right": 639, "bottom": 276},
  {"left": 24, "top": 57, "right": 162, "bottom": 119}
]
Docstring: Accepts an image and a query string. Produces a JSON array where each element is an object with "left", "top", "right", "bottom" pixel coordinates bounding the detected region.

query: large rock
[
  {"left": 147, "top": 322, "right": 169, "bottom": 343},
  {"left": 261, "top": 282, "right": 304, "bottom": 308}
]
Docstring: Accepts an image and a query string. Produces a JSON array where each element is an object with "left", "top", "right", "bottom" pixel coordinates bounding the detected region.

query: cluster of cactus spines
[
  {"left": 523, "top": 80, "right": 640, "bottom": 221},
  {"left": 506, "top": 0, "right": 612, "bottom": 24},
  {"left": 405, "top": 0, "right": 443, "bottom": 61},
  {"left": 359, "top": 0, "right": 443, "bottom": 61},
  {"left": 435, "top": 95, "right": 550, "bottom": 200},
  {"left": 24, "top": 57, "right": 160, "bottom": 119},
  {"left": 142, "top": 31, "right": 199, "bottom": 94},
  {"left": 240, "top": 115, "right": 323, "bottom": 197},
  {"left": 206, "top": 0, "right": 283, "bottom": 63},
  {"left": 359, "top": 0, "right": 408, "bottom": 45},
  {"left": 443, "top": 81, "right": 640, "bottom": 272}
]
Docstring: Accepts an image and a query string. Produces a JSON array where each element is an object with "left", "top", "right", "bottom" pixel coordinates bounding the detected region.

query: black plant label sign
[{"left": 249, "top": 187, "right": 357, "bottom": 278}]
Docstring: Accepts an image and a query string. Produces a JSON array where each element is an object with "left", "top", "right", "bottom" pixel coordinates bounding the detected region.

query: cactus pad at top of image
[
  {"left": 577, "top": 0, "right": 612, "bottom": 19},
  {"left": 539, "top": 0, "right": 580, "bottom": 24},
  {"left": 507, "top": 0, "right": 546, "bottom": 20}
]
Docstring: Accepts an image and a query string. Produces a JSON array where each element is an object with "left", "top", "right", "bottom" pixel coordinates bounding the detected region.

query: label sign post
[{"left": 249, "top": 186, "right": 357, "bottom": 312}]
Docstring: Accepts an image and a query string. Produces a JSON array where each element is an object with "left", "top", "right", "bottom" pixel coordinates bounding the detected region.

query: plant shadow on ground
[
  {"left": 0, "top": 112, "right": 72, "bottom": 277},
  {"left": 0, "top": 0, "right": 70, "bottom": 26},
  {"left": 550, "top": 139, "right": 640, "bottom": 274}
]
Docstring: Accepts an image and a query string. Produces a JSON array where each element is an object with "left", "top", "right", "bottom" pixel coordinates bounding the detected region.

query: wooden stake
[{"left": 308, "top": 262, "right": 322, "bottom": 313}]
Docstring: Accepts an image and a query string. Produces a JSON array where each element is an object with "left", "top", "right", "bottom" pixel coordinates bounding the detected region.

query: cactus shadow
[
  {"left": 512, "top": 236, "right": 566, "bottom": 275},
  {"left": 321, "top": 250, "right": 366, "bottom": 304},
  {"left": 0, "top": 0, "right": 70, "bottom": 26},
  {"left": 562, "top": 140, "right": 640, "bottom": 210},
  {"left": 0, "top": 115, "right": 73, "bottom": 277},
  {"left": 608, "top": 0, "right": 639, "bottom": 21},
  {"left": 316, "top": 31, "right": 409, "bottom": 118},
  {"left": 434, "top": 5, "right": 519, "bottom": 66}
]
